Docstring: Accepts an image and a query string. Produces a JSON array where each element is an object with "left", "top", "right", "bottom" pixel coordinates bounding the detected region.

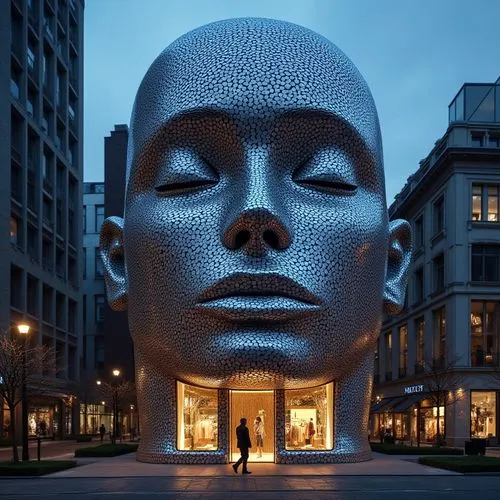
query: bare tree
[
  {"left": 421, "top": 354, "right": 465, "bottom": 446},
  {"left": 0, "top": 336, "right": 56, "bottom": 462},
  {"left": 96, "top": 379, "right": 135, "bottom": 444}
]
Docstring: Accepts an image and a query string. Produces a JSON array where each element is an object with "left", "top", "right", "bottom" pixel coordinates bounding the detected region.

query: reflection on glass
[
  {"left": 471, "top": 391, "right": 496, "bottom": 438},
  {"left": 472, "top": 185, "right": 482, "bottom": 221},
  {"left": 285, "top": 382, "right": 334, "bottom": 451},
  {"left": 177, "top": 382, "right": 218, "bottom": 451},
  {"left": 487, "top": 186, "right": 498, "bottom": 221}
]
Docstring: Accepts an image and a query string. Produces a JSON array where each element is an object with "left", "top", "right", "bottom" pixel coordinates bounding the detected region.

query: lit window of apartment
[
  {"left": 471, "top": 244, "right": 500, "bottom": 282},
  {"left": 10, "top": 216, "right": 19, "bottom": 246},
  {"left": 471, "top": 184, "right": 499, "bottom": 222},
  {"left": 415, "top": 316, "right": 425, "bottom": 373},
  {"left": 433, "top": 195, "right": 444, "bottom": 234},
  {"left": 398, "top": 325, "right": 407, "bottom": 378},
  {"left": 433, "top": 253, "right": 445, "bottom": 292},
  {"left": 470, "top": 301, "right": 500, "bottom": 367},
  {"left": 432, "top": 306, "right": 446, "bottom": 368},
  {"left": 384, "top": 332, "right": 392, "bottom": 381}
]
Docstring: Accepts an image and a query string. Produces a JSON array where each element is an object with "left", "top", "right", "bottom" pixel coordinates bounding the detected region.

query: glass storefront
[
  {"left": 471, "top": 391, "right": 496, "bottom": 439},
  {"left": 80, "top": 403, "right": 109, "bottom": 435},
  {"left": 28, "top": 406, "right": 55, "bottom": 437},
  {"left": 285, "top": 382, "right": 334, "bottom": 451},
  {"left": 177, "top": 382, "right": 218, "bottom": 451}
]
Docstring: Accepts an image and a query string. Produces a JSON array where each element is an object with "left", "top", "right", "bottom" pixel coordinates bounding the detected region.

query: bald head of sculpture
[{"left": 100, "top": 18, "right": 412, "bottom": 390}]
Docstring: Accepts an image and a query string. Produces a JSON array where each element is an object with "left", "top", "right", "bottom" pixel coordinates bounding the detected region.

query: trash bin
[
  {"left": 472, "top": 438, "right": 487, "bottom": 455},
  {"left": 465, "top": 438, "right": 486, "bottom": 455}
]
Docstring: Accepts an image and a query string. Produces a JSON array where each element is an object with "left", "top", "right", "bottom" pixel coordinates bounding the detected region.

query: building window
[
  {"left": 95, "top": 295, "right": 105, "bottom": 323},
  {"left": 414, "top": 215, "right": 424, "bottom": 249},
  {"left": 433, "top": 196, "right": 444, "bottom": 235},
  {"left": 414, "top": 267, "right": 424, "bottom": 303},
  {"left": 177, "top": 382, "right": 218, "bottom": 451},
  {"left": 10, "top": 216, "right": 19, "bottom": 246},
  {"left": 471, "top": 132, "right": 484, "bottom": 147},
  {"left": 384, "top": 332, "right": 392, "bottom": 381},
  {"left": 398, "top": 325, "right": 407, "bottom": 378},
  {"left": 472, "top": 184, "right": 500, "bottom": 222},
  {"left": 95, "top": 205, "right": 105, "bottom": 232},
  {"left": 374, "top": 338, "right": 380, "bottom": 382},
  {"left": 95, "top": 248, "right": 104, "bottom": 278},
  {"left": 488, "top": 135, "right": 500, "bottom": 148},
  {"left": 471, "top": 244, "right": 500, "bottom": 282},
  {"left": 432, "top": 307, "right": 446, "bottom": 368},
  {"left": 433, "top": 253, "right": 445, "bottom": 292},
  {"left": 470, "top": 301, "right": 499, "bottom": 367},
  {"left": 83, "top": 247, "right": 86, "bottom": 279},
  {"left": 415, "top": 316, "right": 425, "bottom": 373},
  {"left": 285, "top": 382, "right": 334, "bottom": 451},
  {"left": 471, "top": 391, "right": 496, "bottom": 439}
]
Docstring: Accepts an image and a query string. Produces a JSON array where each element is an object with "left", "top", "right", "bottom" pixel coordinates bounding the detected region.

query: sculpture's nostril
[
  {"left": 263, "top": 230, "right": 280, "bottom": 249},
  {"left": 234, "top": 230, "right": 251, "bottom": 249}
]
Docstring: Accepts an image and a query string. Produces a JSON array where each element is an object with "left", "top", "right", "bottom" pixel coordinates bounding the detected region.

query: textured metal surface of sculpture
[{"left": 100, "top": 18, "right": 412, "bottom": 464}]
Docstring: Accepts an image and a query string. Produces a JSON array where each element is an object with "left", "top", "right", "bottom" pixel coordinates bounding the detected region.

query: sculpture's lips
[{"left": 196, "top": 273, "right": 322, "bottom": 321}]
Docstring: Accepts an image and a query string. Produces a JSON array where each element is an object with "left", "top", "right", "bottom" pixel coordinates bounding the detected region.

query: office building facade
[
  {"left": 0, "top": 0, "right": 84, "bottom": 438},
  {"left": 372, "top": 79, "right": 500, "bottom": 447}
]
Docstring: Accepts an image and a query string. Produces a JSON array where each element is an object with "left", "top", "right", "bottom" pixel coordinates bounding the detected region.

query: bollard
[{"left": 37, "top": 437, "right": 41, "bottom": 461}]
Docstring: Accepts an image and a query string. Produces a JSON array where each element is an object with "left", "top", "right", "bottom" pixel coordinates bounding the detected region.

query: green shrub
[
  {"left": 370, "top": 443, "right": 464, "bottom": 455},
  {"left": 0, "top": 460, "right": 77, "bottom": 476},
  {"left": 419, "top": 456, "right": 500, "bottom": 473},
  {"left": 75, "top": 443, "right": 138, "bottom": 457}
]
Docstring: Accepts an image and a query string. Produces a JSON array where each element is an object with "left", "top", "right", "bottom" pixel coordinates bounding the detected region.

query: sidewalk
[{"left": 49, "top": 451, "right": 459, "bottom": 478}]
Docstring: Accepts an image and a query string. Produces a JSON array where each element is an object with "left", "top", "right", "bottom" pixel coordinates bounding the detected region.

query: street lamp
[
  {"left": 112, "top": 369, "right": 120, "bottom": 444},
  {"left": 17, "top": 323, "right": 30, "bottom": 462}
]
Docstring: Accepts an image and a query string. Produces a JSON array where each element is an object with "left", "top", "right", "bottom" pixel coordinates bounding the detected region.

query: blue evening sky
[{"left": 84, "top": 0, "right": 500, "bottom": 204}]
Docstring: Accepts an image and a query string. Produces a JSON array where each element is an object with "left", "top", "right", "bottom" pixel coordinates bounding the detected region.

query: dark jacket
[{"left": 236, "top": 424, "right": 252, "bottom": 449}]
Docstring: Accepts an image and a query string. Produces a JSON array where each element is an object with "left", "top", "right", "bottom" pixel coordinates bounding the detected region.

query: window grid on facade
[
  {"left": 414, "top": 267, "right": 424, "bottom": 303},
  {"left": 433, "top": 253, "right": 445, "bottom": 292},
  {"left": 470, "top": 301, "right": 499, "bottom": 367},
  {"left": 95, "top": 205, "right": 104, "bottom": 232},
  {"left": 414, "top": 216, "right": 424, "bottom": 249},
  {"left": 433, "top": 196, "right": 444, "bottom": 234},
  {"left": 398, "top": 325, "right": 408, "bottom": 378},
  {"left": 471, "top": 244, "right": 500, "bottom": 282},
  {"left": 415, "top": 316, "right": 425, "bottom": 373},
  {"left": 472, "top": 184, "right": 500, "bottom": 222},
  {"left": 384, "top": 332, "right": 392, "bottom": 381},
  {"left": 432, "top": 307, "right": 446, "bottom": 368}
]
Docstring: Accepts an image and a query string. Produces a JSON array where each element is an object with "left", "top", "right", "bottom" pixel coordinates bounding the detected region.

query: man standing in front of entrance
[{"left": 233, "top": 418, "right": 252, "bottom": 474}]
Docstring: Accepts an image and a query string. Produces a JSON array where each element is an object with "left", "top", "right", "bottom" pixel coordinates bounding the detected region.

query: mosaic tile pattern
[{"left": 100, "top": 18, "right": 412, "bottom": 464}]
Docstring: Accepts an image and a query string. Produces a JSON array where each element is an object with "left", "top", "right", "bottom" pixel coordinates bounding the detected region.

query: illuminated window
[
  {"left": 285, "top": 382, "right": 334, "bottom": 451},
  {"left": 177, "top": 382, "right": 218, "bottom": 451},
  {"left": 471, "top": 391, "right": 496, "bottom": 438}
]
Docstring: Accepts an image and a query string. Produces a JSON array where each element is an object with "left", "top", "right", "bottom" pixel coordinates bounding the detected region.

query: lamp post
[
  {"left": 112, "top": 369, "right": 120, "bottom": 445},
  {"left": 17, "top": 323, "right": 30, "bottom": 462}
]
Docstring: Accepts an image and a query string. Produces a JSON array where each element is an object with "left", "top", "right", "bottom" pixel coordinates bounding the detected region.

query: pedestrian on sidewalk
[
  {"left": 232, "top": 417, "right": 252, "bottom": 474},
  {"left": 99, "top": 424, "right": 106, "bottom": 442}
]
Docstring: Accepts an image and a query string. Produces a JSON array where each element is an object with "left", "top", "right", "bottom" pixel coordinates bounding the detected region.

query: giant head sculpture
[{"left": 100, "top": 18, "right": 412, "bottom": 463}]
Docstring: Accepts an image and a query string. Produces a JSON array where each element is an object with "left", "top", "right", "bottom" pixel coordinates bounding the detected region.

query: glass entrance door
[{"left": 230, "top": 390, "right": 274, "bottom": 463}]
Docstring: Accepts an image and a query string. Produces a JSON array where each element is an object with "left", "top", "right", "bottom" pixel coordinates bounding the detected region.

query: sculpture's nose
[
  {"left": 222, "top": 148, "right": 291, "bottom": 257},
  {"left": 223, "top": 207, "right": 291, "bottom": 256}
]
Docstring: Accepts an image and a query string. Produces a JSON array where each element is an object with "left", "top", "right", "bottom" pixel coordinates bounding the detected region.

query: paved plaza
[{"left": 0, "top": 442, "right": 500, "bottom": 498}]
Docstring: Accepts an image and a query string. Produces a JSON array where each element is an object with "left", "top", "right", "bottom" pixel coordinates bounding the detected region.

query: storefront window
[
  {"left": 471, "top": 391, "right": 496, "bottom": 438},
  {"left": 285, "top": 382, "right": 334, "bottom": 451},
  {"left": 80, "top": 403, "right": 108, "bottom": 435},
  {"left": 28, "top": 407, "right": 54, "bottom": 437},
  {"left": 177, "top": 382, "right": 218, "bottom": 451},
  {"left": 420, "top": 399, "right": 445, "bottom": 444}
]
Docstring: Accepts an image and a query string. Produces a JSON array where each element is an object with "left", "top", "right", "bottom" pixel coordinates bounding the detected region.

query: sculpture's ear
[
  {"left": 383, "top": 219, "right": 412, "bottom": 316},
  {"left": 100, "top": 216, "right": 128, "bottom": 311}
]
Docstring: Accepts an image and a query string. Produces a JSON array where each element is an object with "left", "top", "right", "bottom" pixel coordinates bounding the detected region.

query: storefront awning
[
  {"left": 370, "top": 396, "right": 407, "bottom": 413},
  {"left": 390, "top": 393, "right": 428, "bottom": 412}
]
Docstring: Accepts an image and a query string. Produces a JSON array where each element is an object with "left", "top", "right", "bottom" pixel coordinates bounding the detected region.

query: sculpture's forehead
[{"left": 130, "top": 19, "right": 380, "bottom": 157}]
